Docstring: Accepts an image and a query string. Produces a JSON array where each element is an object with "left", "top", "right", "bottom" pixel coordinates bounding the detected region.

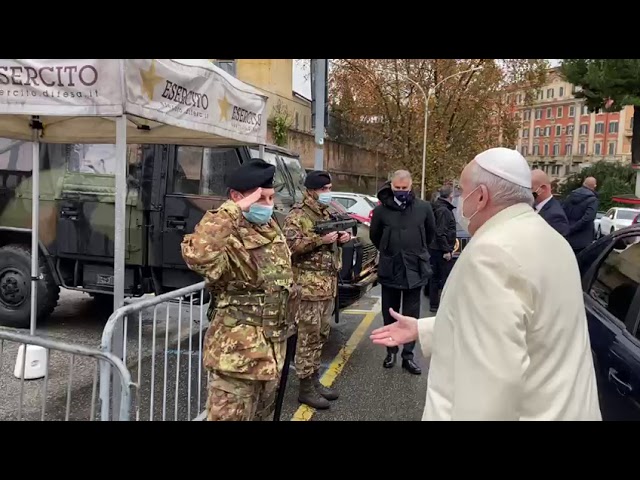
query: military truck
[{"left": 0, "top": 139, "right": 378, "bottom": 327}]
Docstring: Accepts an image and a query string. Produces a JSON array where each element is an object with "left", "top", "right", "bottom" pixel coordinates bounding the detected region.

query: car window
[
  {"left": 172, "top": 146, "right": 240, "bottom": 196},
  {"left": 364, "top": 197, "right": 378, "bottom": 208},
  {"left": 617, "top": 210, "right": 639, "bottom": 221},
  {"left": 335, "top": 197, "right": 356, "bottom": 209},
  {"left": 590, "top": 238, "right": 640, "bottom": 337}
]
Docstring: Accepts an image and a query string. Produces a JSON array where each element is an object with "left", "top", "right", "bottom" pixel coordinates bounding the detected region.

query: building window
[
  {"left": 546, "top": 107, "right": 552, "bottom": 119},
  {"left": 594, "top": 142, "right": 602, "bottom": 155},
  {"left": 537, "top": 90, "right": 543, "bottom": 100},
  {"left": 535, "top": 109, "right": 542, "bottom": 120},
  {"left": 544, "top": 144, "right": 549, "bottom": 156},
  {"left": 553, "top": 144, "right": 560, "bottom": 156},
  {"left": 547, "top": 88, "right": 554, "bottom": 99},
  {"left": 609, "top": 121, "right": 619, "bottom": 133},
  {"left": 518, "top": 94, "right": 522, "bottom": 104},
  {"left": 545, "top": 126, "right": 551, "bottom": 137},
  {"left": 582, "top": 104, "right": 589, "bottom": 116},
  {"left": 579, "top": 142, "right": 586, "bottom": 154},
  {"left": 559, "top": 87, "right": 565, "bottom": 97},
  {"left": 557, "top": 106, "right": 563, "bottom": 118},
  {"left": 533, "top": 144, "right": 540, "bottom": 155},
  {"left": 521, "top": 145, "right": 528, "bottom": 156},
  {"left": 608, "top": 141, "right": 617, "bottom": 155},
  {"left": 566, "top": 125, "right": 574, "bottom": 135},
  {"left": 534, "top": 127, "right": 540, "bottom": 137},
  {"left": 565, "top": 143, "right": 573, "bottom": 156},
  {"left": 523, "top": 128, "right": 529, "bottom": 138},
  {"left": 552, "top": 165, "right": 560, "bottom": 175},
  {"left": 555, "top": 125, "right": 562, "bottom": 136},
  {"left": 523, "top": 110, "right": 530, "bottom": 121},
  {"left": 595, "top": 122, "right": 604, "bottom": 134},
  {"left": 579, "top": 124, "right": 589, "bottom": 135},
  {"left": 569, "top": 105, "right": 575, "bottom": 117},
  {"left": 212, "top": 59, "right": 237, "bottom": 77}
]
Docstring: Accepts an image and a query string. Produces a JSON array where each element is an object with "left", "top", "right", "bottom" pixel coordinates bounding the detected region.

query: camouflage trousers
[
  {"left": 295, "top": 299, "right": 334, "bottom": 380},
  {"left": 206, "top": 371, "right": 279, "bottom": 421}
]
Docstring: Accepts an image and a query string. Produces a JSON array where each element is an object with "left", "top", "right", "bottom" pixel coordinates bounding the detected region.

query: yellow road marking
[
  {"left": 342, "top": 309, "right": 378, "bottom": 315},
  {"left": 291, "top": 310, "right": 378, "bottom": 421}
]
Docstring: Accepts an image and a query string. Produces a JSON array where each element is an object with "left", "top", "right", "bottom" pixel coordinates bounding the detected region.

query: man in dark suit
[
  {"left": 563, "top": 176, "right": 599, "bottom": 254},
  {"left": 531, "top": 169, "right": 569, "bottom": 236}
]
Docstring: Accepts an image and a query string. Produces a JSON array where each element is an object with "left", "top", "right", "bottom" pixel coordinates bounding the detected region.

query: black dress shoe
[
  {"left": 402, "top": 358, "right": 422, "bottom": 375},
  {"left": 383, "top": 352, "right": 396, "bottom": 368},
  {"left": 429, "top": 306, "right": 438, "bottom": 313}
]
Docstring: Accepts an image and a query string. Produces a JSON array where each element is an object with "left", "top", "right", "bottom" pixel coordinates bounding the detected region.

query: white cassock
[{"left": 417, "top": 203, "right": 602, "bottom": 420}]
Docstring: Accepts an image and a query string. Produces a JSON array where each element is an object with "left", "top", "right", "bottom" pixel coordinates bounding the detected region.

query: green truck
[{"left": 0, "top": 139, "right": 378, "bottom": 327}]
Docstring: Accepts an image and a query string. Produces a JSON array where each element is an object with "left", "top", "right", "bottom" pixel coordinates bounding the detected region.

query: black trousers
[
  {"left": 428, "top": 248, "right": 452, "bottom": 309},
  {"left": 381, "top": 285, "right": 421, "bottom": 359}
]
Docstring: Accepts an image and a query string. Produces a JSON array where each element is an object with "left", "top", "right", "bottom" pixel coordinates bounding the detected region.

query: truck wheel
[{"left": 0, "top": 244, "right": 60, "bottom": 328}]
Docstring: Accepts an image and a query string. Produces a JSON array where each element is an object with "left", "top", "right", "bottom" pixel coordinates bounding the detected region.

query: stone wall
[{"left": 266, "top": 126, "right": 390, "bottom": 195}]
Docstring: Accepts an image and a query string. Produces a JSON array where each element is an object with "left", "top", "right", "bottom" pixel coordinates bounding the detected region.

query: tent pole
[
  {"left": 29, "top": 124, "right": 41, "bottom": 336},
  {"left": 113, "top": 115, "right": 127, "bottom": 313},
  {"left": 111, "top": 114, "right": 127, "bottom": 419}
]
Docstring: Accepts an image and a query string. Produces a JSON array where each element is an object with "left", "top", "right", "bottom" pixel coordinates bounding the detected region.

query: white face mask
[{"left": 458, "top": 186, "right": 481, "bottom": 233}]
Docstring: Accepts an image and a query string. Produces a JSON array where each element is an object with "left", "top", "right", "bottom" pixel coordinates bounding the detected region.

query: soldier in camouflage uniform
[
  {"left": 283, "top": 170, "right": 352, "bottom": 410},
  {"left": 181, "top": 158, "right": 298, "bottom": 421}
]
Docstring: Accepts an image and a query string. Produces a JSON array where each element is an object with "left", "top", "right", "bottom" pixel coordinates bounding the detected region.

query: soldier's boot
[
  {"left": 298, "top": 377, "right": 330, "bottom": 409},
  {"left": 313, "top": 371, "right": 339, "bottom": 401}
]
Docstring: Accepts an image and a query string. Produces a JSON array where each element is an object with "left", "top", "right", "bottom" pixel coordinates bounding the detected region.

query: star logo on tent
[
  {"left": 218, "top": 94, "right": 231, "bottom": 121},
  {"left": 140, "top": 60, "right": 164, "bottom": 101}
]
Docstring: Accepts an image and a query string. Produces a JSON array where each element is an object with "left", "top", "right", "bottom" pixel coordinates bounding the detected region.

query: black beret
[
  {"left": 226, "top": 158, "right": 275, "bottom": 192},
  {"left": 304, "top": 170, "right": 331, "bottom": 189}
]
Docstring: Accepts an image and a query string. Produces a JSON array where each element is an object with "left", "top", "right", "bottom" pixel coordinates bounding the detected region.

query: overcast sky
[{"left": 293, "top": 59, "right": 561, "bottom": 99}]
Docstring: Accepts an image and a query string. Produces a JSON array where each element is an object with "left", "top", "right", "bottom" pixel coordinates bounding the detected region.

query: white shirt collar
[{"left": 535, "top": 195, "right": 553, "bottom": 212}]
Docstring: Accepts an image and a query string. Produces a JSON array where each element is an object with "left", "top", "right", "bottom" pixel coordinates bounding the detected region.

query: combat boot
[
  {"left": 313, "top": 372, "right": 339, "bottom": 401},
  {"left": 298, "top": 377, "right": 330, "bottom": 409}
]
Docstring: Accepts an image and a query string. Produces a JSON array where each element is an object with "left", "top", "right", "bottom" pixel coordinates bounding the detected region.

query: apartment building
[{"left": 510, "top": 67, "right": 633, "bottom": 181}]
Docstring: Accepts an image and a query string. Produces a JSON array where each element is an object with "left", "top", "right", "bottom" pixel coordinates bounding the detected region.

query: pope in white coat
[{"left": 371, "top": 148, "right": 602, "bottom": 421}]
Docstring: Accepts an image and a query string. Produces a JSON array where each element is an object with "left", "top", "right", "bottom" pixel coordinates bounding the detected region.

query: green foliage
[
  {"left": 558, "top": 161, "right": 636, "bottom": 211},
  {"left": 271, "top": 101, "right": 293, "bottom": 147},
  {"left": 561, "top": 59, "right": 640, "bottom": 111}
]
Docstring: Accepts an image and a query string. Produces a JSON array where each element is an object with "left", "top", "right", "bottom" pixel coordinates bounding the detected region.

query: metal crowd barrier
[
  {"left": 100, "top": 281, "right": 209, "bottom": 421},
  {"left": 0, "top": 328, "right": 132, "bottom": 421}
]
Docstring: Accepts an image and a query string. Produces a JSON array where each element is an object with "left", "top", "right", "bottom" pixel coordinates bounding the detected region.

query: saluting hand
[
  {"left": 370, "top": 308, "right": 419, "bottom": 347},
  {"left": 235, "top": 188, "right": 263, "bottom": 212}
]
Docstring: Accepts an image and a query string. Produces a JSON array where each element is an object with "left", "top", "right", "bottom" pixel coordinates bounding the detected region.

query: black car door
[{"left": 581, "top": 233, "right": 640, "bottom": 420}]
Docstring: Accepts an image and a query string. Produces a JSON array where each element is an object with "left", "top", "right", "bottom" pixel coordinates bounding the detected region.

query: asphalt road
[{"left": 1, "top": 284, "right": 432, "bottom": 421}]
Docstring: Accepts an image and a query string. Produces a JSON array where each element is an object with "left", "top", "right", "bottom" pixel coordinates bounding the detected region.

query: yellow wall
[{"left": 235, "top": 59, "right": 313, "bottom": 133}]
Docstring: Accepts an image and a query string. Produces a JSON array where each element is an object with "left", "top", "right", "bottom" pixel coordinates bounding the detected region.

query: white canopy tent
[{"left": 0, "top": 59, "right": 269, "bottom": 334}]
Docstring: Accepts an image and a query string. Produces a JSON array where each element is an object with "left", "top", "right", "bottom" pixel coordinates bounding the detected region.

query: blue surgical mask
[
  {"left": 318, "top": 192, "right": 332, "bottom": 205},
  {"left": 242, "top": 204, "right": 273, "bottom": 225}
]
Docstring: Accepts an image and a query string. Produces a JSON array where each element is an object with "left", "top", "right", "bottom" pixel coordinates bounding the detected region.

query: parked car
[
  {"left": 594, "top": 211, "right": 606, "bottom": 235},
  {"left": 331, "top": 192, "right": 378, "bottom": 221},
  {"left": 577, "top": 226, "right": 640, "bottom": 420},
  {"left": 597, "top": 207, "right": 639, "bottom": 237}
]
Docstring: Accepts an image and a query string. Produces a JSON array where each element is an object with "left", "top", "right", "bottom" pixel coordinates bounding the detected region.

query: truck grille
[{"left": 362, "top": 243, "right": 377, "bottom": 268}]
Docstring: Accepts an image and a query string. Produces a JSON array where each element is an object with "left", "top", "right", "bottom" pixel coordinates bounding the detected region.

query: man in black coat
[
  {"left": 563, "top": 176, "right": 599, "bottom": 254},
  {"left": 531, "top": 169, "right": 569, "bottom": 236},
  {"left": 370, "top": 170, "right": 436, "bottom": 374},
  {"left": 428, "top": 185, "right": 457, "bottom": 312}
]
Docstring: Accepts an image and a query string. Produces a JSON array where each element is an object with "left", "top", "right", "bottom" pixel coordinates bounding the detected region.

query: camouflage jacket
[
  {"left": 181, "top": 200, "right": 299, "bottom": 381},
  {"left": 283, "top": 191, "right": 342, "bottom": 301}
]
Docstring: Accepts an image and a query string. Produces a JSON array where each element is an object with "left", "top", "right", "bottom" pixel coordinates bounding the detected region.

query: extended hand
[
  {"left": 338, "top": 231, "right": 351, "bottom": 244},
  {"left": 235, "top": 188, "right": 262, "bottom": 212},
  {"left": 321, "top": 232, "right": 339, "bottom": 244},
  {"left": 370, "top": 308, "right": 419, "bottom": 347}
]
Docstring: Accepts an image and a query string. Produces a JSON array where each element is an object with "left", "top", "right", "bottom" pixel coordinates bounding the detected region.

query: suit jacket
[
  {"left": 416, "top": 203, "right": 601, "bottom": 421},
  {"left": 538, "top": 197, "right": 569, "bottom": 237}
]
